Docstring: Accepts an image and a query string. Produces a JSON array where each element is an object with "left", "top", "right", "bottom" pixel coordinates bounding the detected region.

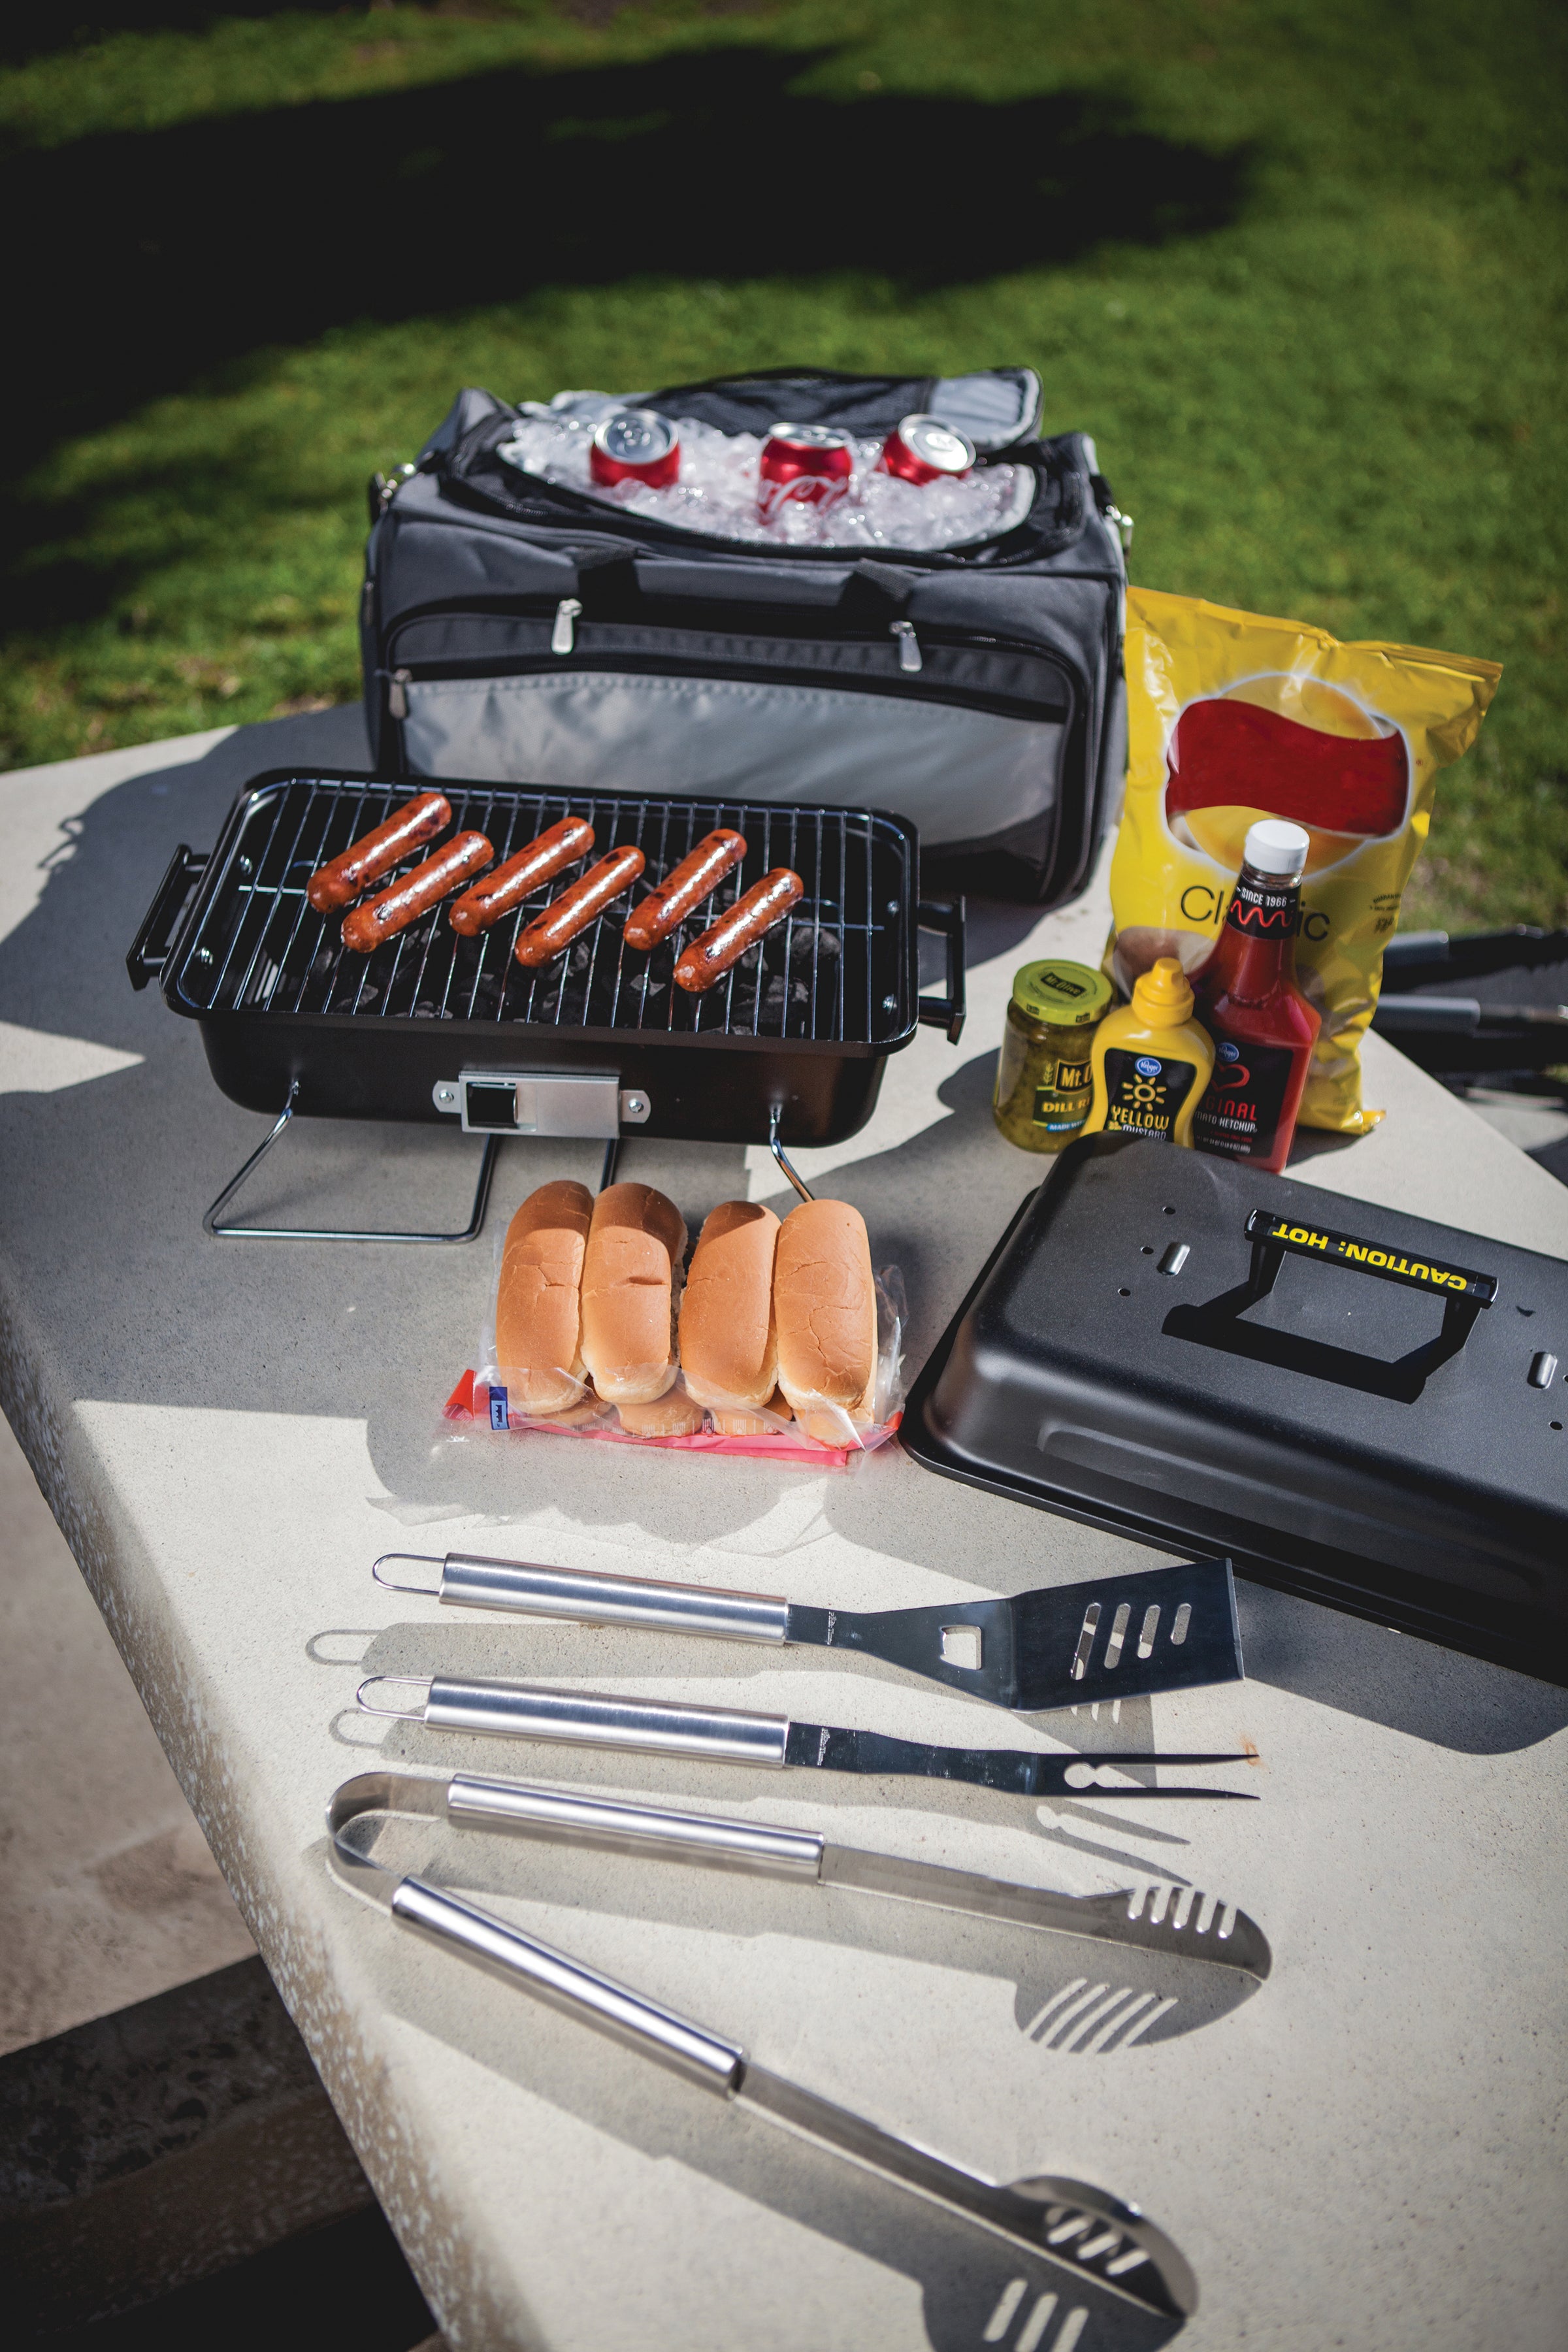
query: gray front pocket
[{"left": 402, "top": 669, "right": 1063, "bottom": 848}]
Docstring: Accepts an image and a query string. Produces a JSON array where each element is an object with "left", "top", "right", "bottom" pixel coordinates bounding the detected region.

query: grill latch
[{"left": 433, "top": 1071, "right": 649, "bottom": 1137}]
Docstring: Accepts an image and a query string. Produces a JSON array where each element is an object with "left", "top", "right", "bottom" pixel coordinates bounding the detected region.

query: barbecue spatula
[
  {"left": 358, "top": 1674, "right": 1258, "bottom": 1799},
  {"left": 372, "top": 1551, "right": 1241, "bottom": 1715}
]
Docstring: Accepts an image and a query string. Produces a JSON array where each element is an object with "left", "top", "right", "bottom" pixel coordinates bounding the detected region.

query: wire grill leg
[
  {"left": 203, "top": 1082, "right": 499, "bottom": 1243},
  {"left": 768, "top": 1105, "right": 815, "bottom": 1203}
]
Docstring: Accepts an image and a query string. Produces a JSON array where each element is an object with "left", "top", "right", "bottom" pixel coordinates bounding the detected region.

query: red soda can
[
  {"left": 877, "top": 414, "right": 975, "bottom": 485},
  {"left": 589, "top": 410, "right": 681, "bottom": 489},
  {"left": 757, "top": 422, "right": 855, "bottom": 523}
]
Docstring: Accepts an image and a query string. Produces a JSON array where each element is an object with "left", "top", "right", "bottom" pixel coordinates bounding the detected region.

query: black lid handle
[
  {"left": 1243, "top": 1206, "right": 1495, "bottom": 1366},
  {"left": 1243, "top": 1208, "right": 1495, "bottom": 1307}
]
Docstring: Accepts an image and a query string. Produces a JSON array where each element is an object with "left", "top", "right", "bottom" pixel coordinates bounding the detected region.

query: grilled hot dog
[
  {"left": 623, "top": 830, "right": 747, "bottom": 952},
  {"left": 341, "top": 832, "right": 494, "bottom": 953},
  {"left": 306, "top": 792, "right": 451, "bottom": 913},
  {"left": 450, "top": 816, "right": 594, "bottom": 937},
  {"left": 515, "top": 845, "right": 646, "bottom": 969},
  {"left": 674, "top": 868, "right": 804, "bottom": 994}
]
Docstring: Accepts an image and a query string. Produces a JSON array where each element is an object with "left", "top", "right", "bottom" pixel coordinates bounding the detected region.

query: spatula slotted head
[
  {"left": 1011, "top": 1558, "right": 1241, "bottom": 1712},
  {"left": 795, "top": 1556, "right": 1243, "bottom": 1714}
]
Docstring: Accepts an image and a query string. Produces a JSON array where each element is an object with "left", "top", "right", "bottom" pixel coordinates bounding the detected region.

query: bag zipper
[{"left": 382, "top": 612, "right": 1073, "bottom": 727}]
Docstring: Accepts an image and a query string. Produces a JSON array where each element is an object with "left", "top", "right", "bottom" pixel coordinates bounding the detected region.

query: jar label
[
  {"left": 1101, "top": 1048, "right": 1198, "bottom": 1141},
  {"left": 1032, "top": 1058, "right": 1093, "bottom": 1131},
  {"left": 1193, "top": 1035, "right": 1296, "bottom": 1158}
]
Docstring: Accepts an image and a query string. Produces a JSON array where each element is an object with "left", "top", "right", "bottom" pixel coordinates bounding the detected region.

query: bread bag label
[{"left": 1111, "top": 589, "right": 1501, "bottom": 1132}]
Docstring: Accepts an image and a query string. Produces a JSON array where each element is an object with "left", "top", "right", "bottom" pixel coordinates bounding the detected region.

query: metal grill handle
[
  {"left": 389, "top": 1878, "right": 745, "bottom": 2089},
  {"left": 127, "top": 845, "right": 208, "bottom": 990},
  {"left": 440, "top": 1552, "right": 791, "bottom": 1642},
  {"left": 916, "top": 897, "right": 966, "bottom": 1043},
  {"left": 423, "top": 1676, "right": 792, "bottom": 1767}
]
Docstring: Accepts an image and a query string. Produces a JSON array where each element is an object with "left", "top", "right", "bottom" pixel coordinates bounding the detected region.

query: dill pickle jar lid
[{"left": 1010, "top": 959, "right": 1113, "bottom": 1028}]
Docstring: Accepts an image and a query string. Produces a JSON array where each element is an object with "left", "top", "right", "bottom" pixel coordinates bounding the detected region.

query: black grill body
[{"left": 130, "top": 770, "right": 955, "bottom": 1146}]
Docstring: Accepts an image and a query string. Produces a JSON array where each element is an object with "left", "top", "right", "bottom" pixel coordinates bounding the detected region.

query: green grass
[{"left": 3, "top": 1, "right": 1565, "bottom": 930}]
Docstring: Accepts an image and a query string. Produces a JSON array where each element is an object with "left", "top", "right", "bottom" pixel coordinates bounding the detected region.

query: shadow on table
[
  {"left": 2, "top": 708, "right": 1563, "bottom": 1763},
  {"left": 308, "top": 1838, "right": 1190, "bottom": 2352}
]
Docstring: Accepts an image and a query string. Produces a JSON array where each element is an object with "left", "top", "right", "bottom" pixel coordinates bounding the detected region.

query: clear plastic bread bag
[{"left": 444, "top": 1235, "right": 906, "bottom": 1466}]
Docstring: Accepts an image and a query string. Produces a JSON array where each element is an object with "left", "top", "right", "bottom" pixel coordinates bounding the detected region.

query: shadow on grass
[
  {"left": 2, "top": 41, "right": 1250, "bottom": 621},
  {"left": 1, "top": 3, "right": 350, "bottom": 67}
]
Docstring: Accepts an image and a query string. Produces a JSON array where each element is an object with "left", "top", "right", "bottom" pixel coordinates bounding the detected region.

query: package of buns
[{"left": 451, "top": 1179, "right": 905, "bottom": 1463}]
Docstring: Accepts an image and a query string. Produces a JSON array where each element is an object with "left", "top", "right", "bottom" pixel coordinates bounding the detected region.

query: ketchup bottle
[{"left": 1192, "top": 820, "right": 1322, "bottom": 1173}]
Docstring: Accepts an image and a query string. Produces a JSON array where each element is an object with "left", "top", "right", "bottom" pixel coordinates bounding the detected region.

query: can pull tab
[
  {"left": 889, "top": 619, "right": 923, "bottom": 674},
  {"left": 552, "top": 598, "right": 583, "bottom": 656}
]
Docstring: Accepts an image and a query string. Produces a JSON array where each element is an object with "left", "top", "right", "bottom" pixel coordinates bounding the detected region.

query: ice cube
[{"left": 493, "top": 408, "right": 1030, "bottom": 552}]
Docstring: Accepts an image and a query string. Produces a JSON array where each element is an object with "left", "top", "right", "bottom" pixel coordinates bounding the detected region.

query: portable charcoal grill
[{"left": 129, "top": 770, "right": 964, "bottom": 1239}]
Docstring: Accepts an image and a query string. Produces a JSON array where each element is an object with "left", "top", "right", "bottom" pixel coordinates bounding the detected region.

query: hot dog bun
[
  {"left": 679, "top": 1201, "right": 780, "bottom": 1414},
  {"left": 580, "top": 1183, "right": 687, "bottom": 1404},
  {"left": 617, "top": 1390, "right": 705, "bottom": 1437},
  {"left": 494, "top": 1181, "right": 595, "bottom": 1414},
  {"left": 713, "top": 1386, "right": 792, "bottom": 1437},
  {"left": 530, "top": 1395, "right": 602, "bottom": 1428},
  {"left": 773, "top": 1199, "right": 877, "bottom": 1421}
]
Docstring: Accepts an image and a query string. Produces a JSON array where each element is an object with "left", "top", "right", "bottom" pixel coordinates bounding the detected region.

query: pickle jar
[{"left": 992, "top": 958, "right": 1114, "bottom": 1152}]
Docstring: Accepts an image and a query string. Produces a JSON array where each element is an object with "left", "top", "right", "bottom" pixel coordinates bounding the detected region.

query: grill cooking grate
[{"left": 175, "top": 779, "right": 907, "bottom": 1047}]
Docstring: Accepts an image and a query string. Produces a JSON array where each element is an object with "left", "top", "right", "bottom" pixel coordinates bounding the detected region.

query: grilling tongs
[
  {"left": 372, "top": 1551, "right": 1243, "bottom": 1714},
  {"left": 328, "top": 1769, "right": 1205, "bottom": 2320}
]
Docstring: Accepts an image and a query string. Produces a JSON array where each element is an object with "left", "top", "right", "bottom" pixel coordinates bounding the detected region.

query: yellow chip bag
[{"left": 1109, "top": 588, "right": 1501, "bottom": 1132}]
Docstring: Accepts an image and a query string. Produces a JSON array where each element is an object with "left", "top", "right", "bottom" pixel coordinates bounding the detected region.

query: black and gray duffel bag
[{"left": 360, "top": 368, "right": 1129, "bottom": 905}]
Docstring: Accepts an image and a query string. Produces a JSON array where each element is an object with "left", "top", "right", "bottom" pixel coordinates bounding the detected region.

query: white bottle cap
[{"left": 1244, "top": 819, "right": 1310, "bottom": 877}]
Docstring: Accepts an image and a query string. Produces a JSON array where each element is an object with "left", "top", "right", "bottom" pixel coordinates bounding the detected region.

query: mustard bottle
[{"left": 1083, "top": 957, "right": 1215, "bottom": 1147}]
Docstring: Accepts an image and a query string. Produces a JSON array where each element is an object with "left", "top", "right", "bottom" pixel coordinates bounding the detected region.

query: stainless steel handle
[
  {"left": 425, "top": 1676, "right": 791, "bottom": 1768},
  {"left": 442, "top": 1553, "right": 790, "bottom": 1644},
  {"left": 390, "top": 1878, "right": 744, "bottom": 2090},
  {"left": 447, "top": 1776, "right": 824, "bottom": 1874}
]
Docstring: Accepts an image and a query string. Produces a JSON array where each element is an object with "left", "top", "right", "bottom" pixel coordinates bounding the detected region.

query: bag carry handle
[
  {"left": 579, "top": 553, "right": 913, "bottom": 618},
  {"left": 1243, "top": 1208, "right": 1495, "bottom": 1351},
  {"left": 127, "top": 845, "right": 208, "bottom": 990}
]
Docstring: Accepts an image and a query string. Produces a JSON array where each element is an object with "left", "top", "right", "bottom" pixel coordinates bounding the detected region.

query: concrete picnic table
[{"left": 2, "top": 711, "right": 1565, "bottom": 2352}]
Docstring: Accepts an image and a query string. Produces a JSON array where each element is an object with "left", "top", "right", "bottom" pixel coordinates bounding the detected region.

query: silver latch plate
[{"left": 433, "top": 1071, "right": 649, "bottom": 1137}]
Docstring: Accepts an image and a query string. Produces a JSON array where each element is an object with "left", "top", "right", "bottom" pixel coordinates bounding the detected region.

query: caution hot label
[{"left": 1245, "top": 1210, "right": 1496, "bottom": 1304}]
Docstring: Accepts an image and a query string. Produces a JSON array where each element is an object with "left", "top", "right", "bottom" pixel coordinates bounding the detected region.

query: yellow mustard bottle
[{"left": 1083, "top": 957, "right": 1215, "bottom": 1147}]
